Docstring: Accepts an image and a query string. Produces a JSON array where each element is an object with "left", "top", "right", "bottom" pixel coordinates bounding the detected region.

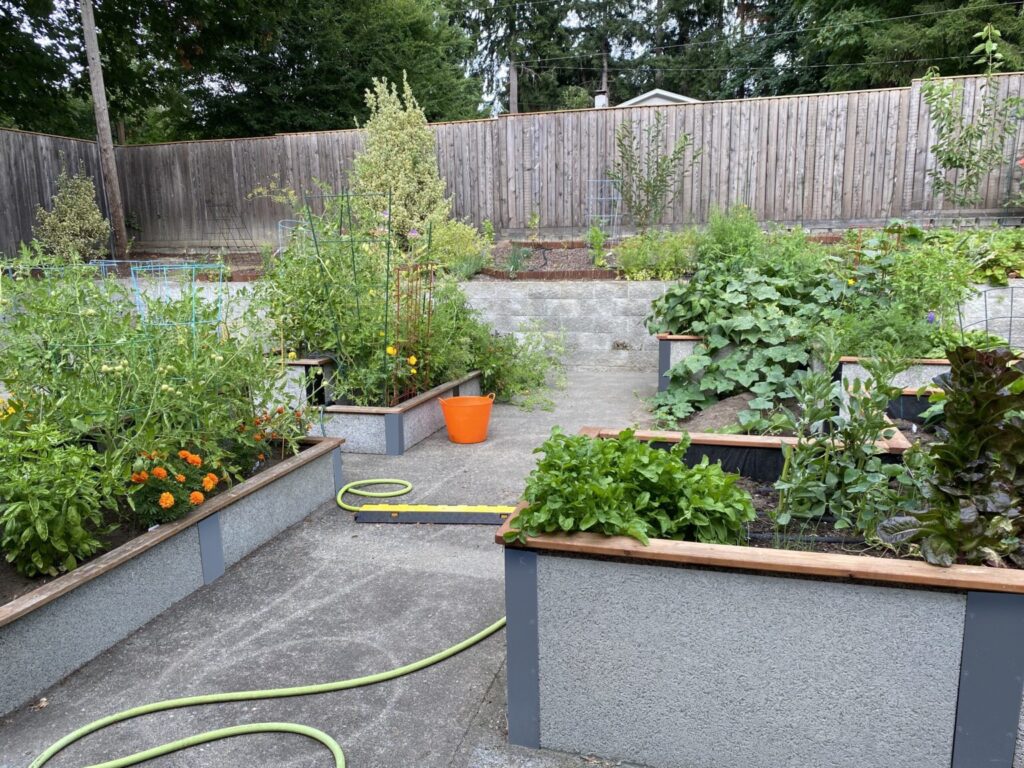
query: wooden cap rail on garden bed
[
  {"left": 496, "top": 509, "right": 1024, "bottom": 595},
  {"left": 0, "top": 437, "right": 344, "bottom": 629},
  {"left": 579, "top": 425, "right": 912, "bottom": 455}
]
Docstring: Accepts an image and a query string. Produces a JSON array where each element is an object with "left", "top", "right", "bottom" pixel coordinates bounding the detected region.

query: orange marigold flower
[
  {"left": 178, "top": 449, "right": 191, "bottom": 460},
  {"left": 202, "top": 473, "right": 218, "bottom": 492},
  {"left": 186, "top": 454, "right": 202, "bottom": 467},
  {"left": 131, "top": 471, "right": 149, "bottom": 484},
  {"left": 189, "top": 491, "right": 205, "bottom": 506},
  {"left": 257, "top": 452, "right": 266, "bottom": 461},
  {"left": 175, "top": 474, "right": 186, "bottom": 483},
  {"left": 152, "top": 467, "right": 168, "bottom": 480},
  {"left": 254, "top": 432, "right": 264, "bottom": 442},
  {"left": 158, "top": 492, "right": 175, "bottom": 509},
  {"left": 276, "top": 406, "right": 285, "bottom": 414}
]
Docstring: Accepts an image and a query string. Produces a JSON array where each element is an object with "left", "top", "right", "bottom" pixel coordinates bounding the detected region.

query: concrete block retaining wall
[
  {"left": 0, "top": 439, "right": 343, "bottom": 716},
  {"left": 462, "top": 280, "right": 672, "bottom": 370}
]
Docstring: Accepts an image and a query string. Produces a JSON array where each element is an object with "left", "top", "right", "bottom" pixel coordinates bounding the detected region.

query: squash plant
[{"left": 507, "top": 429, "right": 754, "bottom": 545}]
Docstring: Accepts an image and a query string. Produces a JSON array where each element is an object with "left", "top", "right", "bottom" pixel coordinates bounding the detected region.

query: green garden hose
[
  {"left": 31, "top": 478, "right": 504, "bottom": 768},
  {"left": 335, "top": 478, "right": 414, "bottom": 512},
  {"left": 29, "top": 617, "right": 506, "bottom": 768}
]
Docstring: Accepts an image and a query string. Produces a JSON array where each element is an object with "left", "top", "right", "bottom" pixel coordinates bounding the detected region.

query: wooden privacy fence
[{"left": 2, "top": 73, "right": 1024, "bottom": 255}]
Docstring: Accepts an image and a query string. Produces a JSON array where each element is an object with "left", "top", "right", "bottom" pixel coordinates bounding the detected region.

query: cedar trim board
[
  {"left": 0, "top": 437, "right": 344, "bottom": 629},
  {"left": 581, "top": 428, "right": 910, "bottom": 483},
  {"left": 323, "top": 371, "right": 481, "bottom": 415},
  {"left": 838, "top": 356, "right": 951, "bottom": 365},
  {"left": 495, "top": 512, "right": 1024, "bottom": 595}
]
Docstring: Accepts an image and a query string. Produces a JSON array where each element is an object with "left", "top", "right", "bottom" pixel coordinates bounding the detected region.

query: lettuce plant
[
  {"left": 878, "top": 347, "right": 1024, "bottom": 566},
  {"left": 507, "top": 429, "right": 754, "bottom": 545}
]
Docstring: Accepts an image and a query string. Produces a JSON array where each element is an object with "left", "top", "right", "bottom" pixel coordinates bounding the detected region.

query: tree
[
  {"left": 351, "top": 76, "right": 451, "bottom": 242},
  {"left": 176, "top": 0, "right": 482, "bottom": 138}
]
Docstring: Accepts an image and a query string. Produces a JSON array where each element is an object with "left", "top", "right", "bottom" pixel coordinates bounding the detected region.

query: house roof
[{"left": 617, "top": 88, "right": 700, "bottom": 107}]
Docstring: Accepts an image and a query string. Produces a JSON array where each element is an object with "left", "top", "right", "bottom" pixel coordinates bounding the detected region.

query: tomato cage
[
  {"left": 129, "top": 262, "right": 228, "bottom": 331},
  {"left": 957, "top": 285, "right": 1023, "bottom": 350}
]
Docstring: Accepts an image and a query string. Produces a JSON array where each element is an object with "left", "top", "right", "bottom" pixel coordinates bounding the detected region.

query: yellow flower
[
  {"left": 410, "top": 368, "right": 417, "bottom": 375},
  {"left": 847, "top": 278, "right": 856, "bottom": 286},
  {"left": 287, "top": 350, "right": 297, "bottom": 360},
  {"left": 386, "top": 345, "right": 397, "bottom": 356},
  {"left": 407, "top": 355, "right": 417, "bottom": 366}
]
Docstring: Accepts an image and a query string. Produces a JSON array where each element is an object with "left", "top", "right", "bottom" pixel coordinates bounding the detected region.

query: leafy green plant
[
  {"left": 774, "top": 351, "right": 918, "bottom": 535},
  {"left": 647, "top": 256, "right": 837, "bottom": 423},
  {"left": 429, "top": 218, "right": 491, "bottom": 276},
  {"left": 616, "top": 229, "right": 696, "bottom": 280},
  {"left": 0, "top": 424, "right": 115, "bottom": 577},
  {"left": 608, "top": 112, "right": 700, "bottom": 231},
  {"left": 527, "top": 210, "right": 541, "bottom": 241},
  {"left": 879, "top": 347, "right": 1024, "bottom": 566},
  {"left": 586, "top": 224, "right": 608, "bottom": 268},
  {"left": 506, "top": 429, "right": 755, "bottom": 545},
  {"left": 920, "top": 25, "right": 1022, "bottom": 208},
  {"left": 32, "top": 162, "right": 111, "bottom": 262},
  {"left": 481, "top": 219, "right": 496, "bottom": 245},
  {"left": 505, "top": 246, "right": 530, "bottom": 277}
]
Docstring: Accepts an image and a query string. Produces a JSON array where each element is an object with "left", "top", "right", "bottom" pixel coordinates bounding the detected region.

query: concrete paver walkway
[{"left": 0, "top": 370, "right": 653, "bottom": 768}]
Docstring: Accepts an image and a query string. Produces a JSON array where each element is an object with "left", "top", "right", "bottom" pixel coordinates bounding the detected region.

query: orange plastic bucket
[{"left": 439, "top": 393, "right": 495, "bottom": 444}]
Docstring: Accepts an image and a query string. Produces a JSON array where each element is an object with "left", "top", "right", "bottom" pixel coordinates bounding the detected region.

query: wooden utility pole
[
  {"left": 509, "top": 57, "right": 519, "bottom": 114},
  {"left": 80, "top": 0, "right": 129, "bottom": 259}
]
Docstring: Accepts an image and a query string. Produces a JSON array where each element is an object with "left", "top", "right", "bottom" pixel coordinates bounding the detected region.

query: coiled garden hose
[
  {"left": 30, "top": 477, "right": 507, "bottom": 767},
  {"left": 335, "top": 478, "right": 414, "bottom": 512},
  {"left": 29, "top": 617, "right": 507, "bottom": 768}
]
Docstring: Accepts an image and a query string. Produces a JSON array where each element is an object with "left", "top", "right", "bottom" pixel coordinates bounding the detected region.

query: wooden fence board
[{"left": 3, "top": 74, "right": 1024, "bottom": 256}]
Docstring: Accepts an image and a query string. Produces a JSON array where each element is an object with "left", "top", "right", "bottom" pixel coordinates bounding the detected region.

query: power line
[
  {"left": 531, "top": 54, "right": 970, "bottom": 74},
  {"left": 510, "top": 2, "right": 1007, "bottom": 66}
]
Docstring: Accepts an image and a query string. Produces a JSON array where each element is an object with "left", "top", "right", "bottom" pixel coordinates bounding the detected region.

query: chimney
[{"left": 594, "top": 90, "right": 609, "bottom": 109}]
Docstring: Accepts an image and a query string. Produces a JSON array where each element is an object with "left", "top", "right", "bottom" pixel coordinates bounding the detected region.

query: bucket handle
[{"left": 487, "top": 393, "right": 495, "bottom": 401}]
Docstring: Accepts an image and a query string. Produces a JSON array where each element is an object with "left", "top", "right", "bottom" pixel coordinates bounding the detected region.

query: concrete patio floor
[{"left": 0, "top": 369, "right": 653, "bottom": 768}]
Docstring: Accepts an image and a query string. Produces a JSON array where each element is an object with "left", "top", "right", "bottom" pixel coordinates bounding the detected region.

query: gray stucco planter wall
[
  {"left": 501, "top": 527, "right": 1024, "bottom": 768},
  {"left": 656, "top": 333, "right": 703, "bottom": 391},
  {"left": 316, "top": 372, "right": 481, "bottom": 455},
  {"left": 0, "top": 437, "right": 343, "bottom": 717}
]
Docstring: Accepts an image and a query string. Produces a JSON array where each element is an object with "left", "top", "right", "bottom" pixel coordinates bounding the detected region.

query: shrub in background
[
  {"left": 616, "top": 230, "right": 696, "bottom": 280},
  {"left": 32, "top": 163, "right": 110, "bottom": 262},
  {"left": 608, "top": 112, "right": 700, "bottom": 231},
  {"left": 351, "top": 74, "right": 450, "bottom": 240}
]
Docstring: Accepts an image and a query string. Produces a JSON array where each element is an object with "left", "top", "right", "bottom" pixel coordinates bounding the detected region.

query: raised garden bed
[
  {"left": 315, "top": 371, "right": 482, "bottom": 455},
  {"left": 837, "top": 356, "right": 948, "bottom": 422},
  {"left": 582, "top": 426, "right": 910, "bottom": 483},
  {"left": 0, "top": 436, "right": 344, "bottom": 717},
  {"left": 498, "top": 428, "right": 1024, "bottom": 768},
  {"left": 656, "top": 333, "right": 703, "bottom": 391}
]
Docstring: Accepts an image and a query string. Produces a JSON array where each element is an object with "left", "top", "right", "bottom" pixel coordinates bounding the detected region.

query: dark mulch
[
  {"left": 487, "top": 240, "right": 618, "bottom": 279},
  {"left": 892, "top": 417, "right": 940, "bottom": 447},
  {"left": 735, "top": 477, "right": 899, "bottom": 559}
]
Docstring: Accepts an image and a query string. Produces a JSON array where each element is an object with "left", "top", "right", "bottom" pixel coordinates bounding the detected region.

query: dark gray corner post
[
  {"left": 384, "top": 412, "right": 405, "bottom": 456},
  {"left": 196, "top": 513, "right": 225, "bottom": 585},
  {"left": 951, "top": 591, "right": 1024, "bottom": 768},
  {"left": 505, "top": 547, "right": 541, "bottom": 748},
  {"left": 331, "top": 446, "right": 344, "bottom": 495},
  {"left": 658, "top": 338, "right": 670, "bottom": 392}
]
